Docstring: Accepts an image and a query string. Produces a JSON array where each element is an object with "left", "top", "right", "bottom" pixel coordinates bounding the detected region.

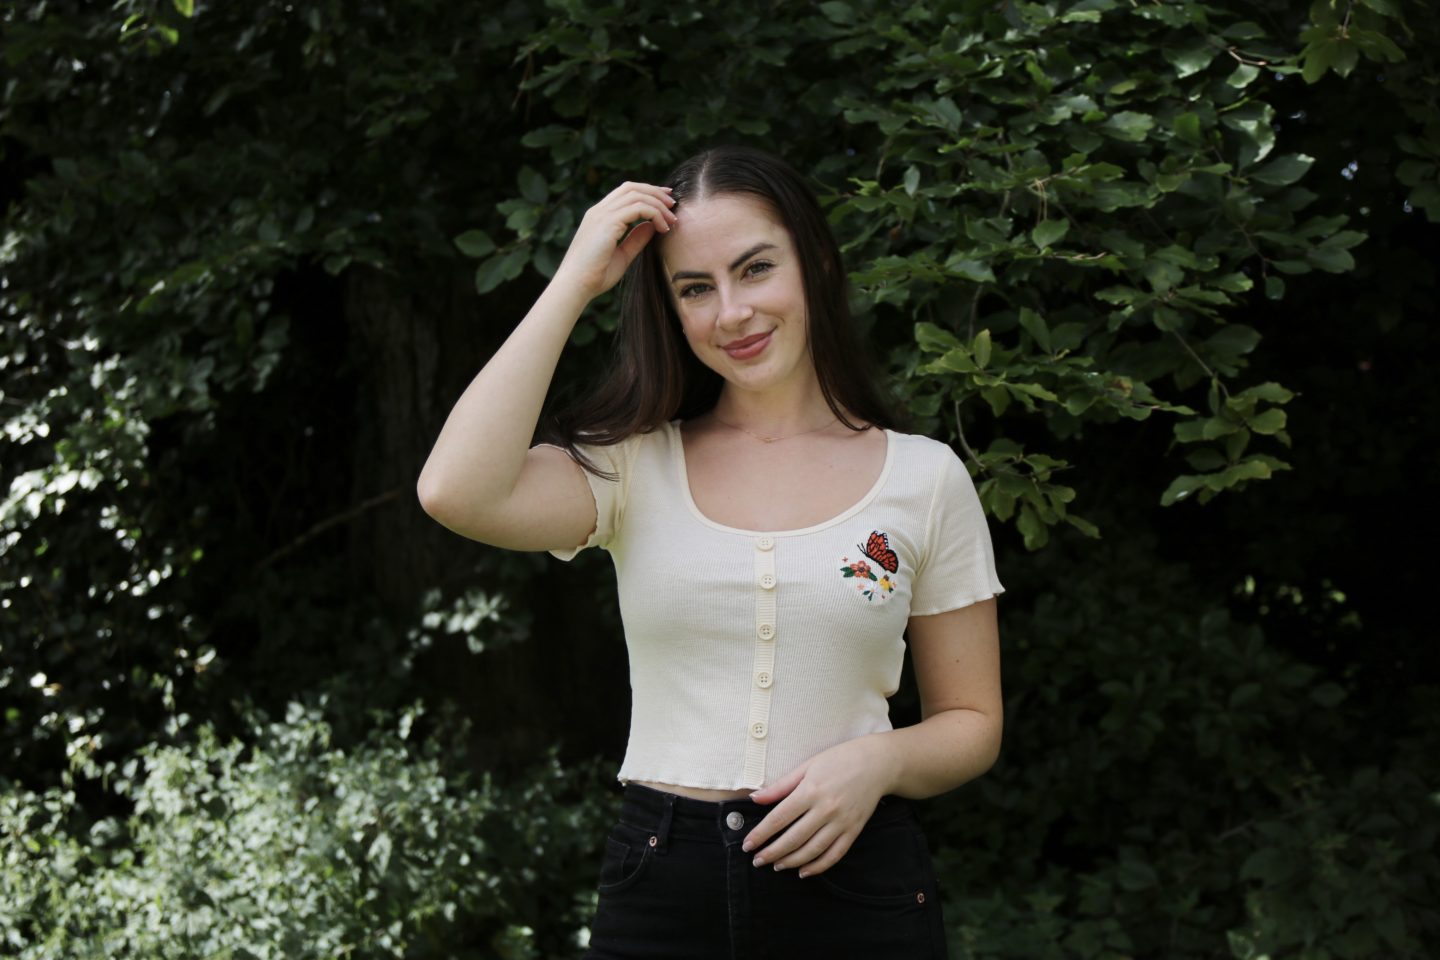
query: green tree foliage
[
  {"left": 919, "top": 535, "right": 1439, "bottom": 957},
  {"left": 1, "top": 699, "right": 615, "bottom": 959},
  {"left": 2, "top": 0, "right": 1437, "bottom": 956}
]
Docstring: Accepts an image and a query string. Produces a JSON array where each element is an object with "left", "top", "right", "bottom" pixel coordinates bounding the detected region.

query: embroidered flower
[{"left": 839, "top": 530, "right": 901, "bottom": 603}]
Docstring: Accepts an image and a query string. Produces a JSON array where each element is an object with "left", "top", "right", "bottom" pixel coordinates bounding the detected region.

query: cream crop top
[{"left": 545, "top": 419, "right": 1005, "bottom": 791}]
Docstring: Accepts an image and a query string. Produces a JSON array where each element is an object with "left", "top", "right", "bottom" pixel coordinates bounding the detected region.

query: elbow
[
  {"left": 416, "top": 468, "right": 454, "bottom": 524},
  {"left": 981, "top": 708, "right": 1004, "bottom": 773},
  {"left": 416, "top": 470, "right": 506, "bottom": 545}
]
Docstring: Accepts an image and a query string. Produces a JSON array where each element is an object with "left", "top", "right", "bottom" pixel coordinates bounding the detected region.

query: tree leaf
[
  {"left": 1251, "top": 154, "right": 1315, "bottom": 186},
  {"left": 1161, "top": 474, "right": 1207, "bottom": 505},
  {"left": 453, "top": 229, "right": 496, "bottom": 258},
  {"left": 518, "top": 166, "right": 548, "bottom": 205},
  {"left": 1163, "top": 41, "right": 1216, "bottom": 78},
  {"left": 1248, "top": 408, "right": 1286, "bottom": 434},
  {"left": 1117, "top": 858, "right": 1159, "bottom": 890},
  {"left": 1017, "top": 307, "right": 1052, "bottom": 353},
  {"left": 946, "top": 258, "right": 995, "bottom": 283},
  {"left": 973, "top": 328, "right": 992, "bottom": 368},
  {"left": 1206, "top": 324, "right": 1261, "bottom": 357},
  {"left": 914, "top": 321, "right": 961, "bottom": 353},
  {"left": 474, "top": 248, "right": 527, "bottom": 294},
  {"left": 1102, "top": 111, "right": 1155, "bottom": 143},
  {"left": 1227, "top": 63, "right": 1260, "bottom": 88},
  {"left": 1173, "top": 112, "right": 1204, "bottom": 146},
  {"left": 1031, "top": 219, "right": 1069, "bottom": 249},
  {"left": 1307, "top": 246, "right": 1355, "bottom": 273},
  {"left": 1240, "top": 847, "right": 1295, "bottom": 885}
]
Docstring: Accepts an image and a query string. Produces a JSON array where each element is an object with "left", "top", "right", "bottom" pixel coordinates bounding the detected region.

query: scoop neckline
[{"left": 669, "top": 418, "right": 895, "bottom": 537}]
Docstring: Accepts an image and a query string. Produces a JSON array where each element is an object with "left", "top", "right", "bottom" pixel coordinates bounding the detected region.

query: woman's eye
[
  {"left": 745, "top": 260, "right": 774, "bottom": 278},
  {"left": 679, "top": 283, "right": 710, "bottom": 300}
]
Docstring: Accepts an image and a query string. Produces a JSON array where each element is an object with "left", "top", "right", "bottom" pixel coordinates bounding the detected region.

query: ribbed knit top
[{"left": 545, "top": 419, "right": 1005, "bottom": 791}]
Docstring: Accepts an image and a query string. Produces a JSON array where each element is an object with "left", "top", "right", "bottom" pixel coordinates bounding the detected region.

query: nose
[{"left": 715, "top": 285, "right": 754, "bottom": 329}]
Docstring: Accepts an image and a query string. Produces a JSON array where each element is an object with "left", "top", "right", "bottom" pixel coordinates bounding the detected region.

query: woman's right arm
[{"left": 416, "top": 181, "right": 677, "bottom": 551}]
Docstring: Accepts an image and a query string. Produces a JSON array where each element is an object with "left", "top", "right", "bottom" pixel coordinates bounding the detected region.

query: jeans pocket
[
  {"left": 597, "top": 821, "right": 655, "bottom": 895},
  {"left": 814, "top": 816, "right": 930, "bottom": 906}
]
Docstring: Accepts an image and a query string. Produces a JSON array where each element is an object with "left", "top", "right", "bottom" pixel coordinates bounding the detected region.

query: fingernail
[
  {"left": 772, "top": 863, "right": 784, "bottom": 872},
  {"left": 752, "top": 856, "right": 763, "bottom": 868},
  {"left": 741, "top": 840, "right": 752, "bottom": 852},
  {"left": 797, "top": 870, "right": 809, "bottom": 879}
]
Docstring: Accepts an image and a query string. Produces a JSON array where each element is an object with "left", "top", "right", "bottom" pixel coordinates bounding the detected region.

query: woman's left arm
[
  {"left": 880, "top": 597, "right": 1004, "bottom": 798},
  {"left": 744, "top": 598, "right": 1002, "bottom": 875}
]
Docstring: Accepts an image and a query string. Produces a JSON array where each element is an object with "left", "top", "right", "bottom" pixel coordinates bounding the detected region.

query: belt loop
[{"left": 653, "top": 793, "right": 676, "bottom": 855}]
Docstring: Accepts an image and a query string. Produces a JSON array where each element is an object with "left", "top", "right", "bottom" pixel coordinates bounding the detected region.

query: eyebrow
[{"left": 669, "top": 242, "right": 778, "bottom": 283}]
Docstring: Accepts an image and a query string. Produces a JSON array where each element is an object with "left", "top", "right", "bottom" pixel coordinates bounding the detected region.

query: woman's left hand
[{"left": 742, "top": 733, "right": 898, "bottom": 878}]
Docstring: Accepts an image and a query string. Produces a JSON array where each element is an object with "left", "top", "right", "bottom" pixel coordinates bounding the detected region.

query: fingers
[
  {"left": 752, "top": 815, "right": 851, "bottom": 877},
  {"left": 750, "top": 760, "right": 807, "bottom": 807},
  {"left": 781, "top": 830, "right": 853, "bottom": 879},
  {"left": 741, "top": 801, "right": 801, "bottom": 855},
  {"left": 603, "top": 180, "right": 674, "bottom": 208},
  {"left": 755, "top": 814, "right": 832, "bottom": 868},
  {"left": 555, "top": 182, "right": 676, "bottom": 298},
  {"left": 598, "top": 182, "right": 677, "bottom": 236}
]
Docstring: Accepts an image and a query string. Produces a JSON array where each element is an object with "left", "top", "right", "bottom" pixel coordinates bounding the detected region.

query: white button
[
  {"left": 756, "top": 671, "right": 772, "bottom": 688},
  {"left": 726, "top": 811, "right": 746, "bottom": 830},
  {"left": 750, "top": 721, "right": 767, "bottom": 739},
  {"left": 756, "top": 536, "right": 774, "bottom": 551},
  {"left": 757, "top": 623, "right": 775, "bottom": 640},
  {"left": 759, "top": 573, "right": 776, "bottom": 590}
]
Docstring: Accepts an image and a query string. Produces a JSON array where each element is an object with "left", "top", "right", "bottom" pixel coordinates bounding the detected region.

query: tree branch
[{"left": 257, "top": 488, "right": 403, "bottom": 569}]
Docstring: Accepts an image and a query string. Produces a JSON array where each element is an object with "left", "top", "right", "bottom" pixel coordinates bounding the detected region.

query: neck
[{"left": 712, "top": 376, "right": 837, "bottom": 435}]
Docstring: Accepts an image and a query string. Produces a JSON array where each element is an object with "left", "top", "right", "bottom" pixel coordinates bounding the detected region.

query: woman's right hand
[{"left": 552, "top": 181, "right": 678, "bottom": 302}]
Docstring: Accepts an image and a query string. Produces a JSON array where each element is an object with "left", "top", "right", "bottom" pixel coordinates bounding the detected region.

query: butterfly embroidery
[
  {"left": 839, "top": 530, "right": 900, "bottom": 602},
  {"left": 858, "top": 530, "right": 899, "bottom": 574}
]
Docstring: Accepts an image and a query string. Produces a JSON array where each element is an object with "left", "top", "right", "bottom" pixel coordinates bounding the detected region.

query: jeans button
[{"left": 726, "top": 811, "right": 746, "bottom": 831}]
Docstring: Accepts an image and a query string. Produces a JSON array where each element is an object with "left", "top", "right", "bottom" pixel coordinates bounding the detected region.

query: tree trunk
[{"left": 340, "top": 265, "right": 628, "bottom": 773}]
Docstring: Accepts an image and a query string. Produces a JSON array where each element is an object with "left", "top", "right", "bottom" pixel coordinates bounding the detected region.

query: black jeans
[{"left": 582, "top": 782, "right": 949, "bottom": 959}]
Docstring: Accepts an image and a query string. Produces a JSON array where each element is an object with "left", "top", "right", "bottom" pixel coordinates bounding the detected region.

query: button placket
[{"left": 744, "top": 536, "right": 778, "bottom": 788}]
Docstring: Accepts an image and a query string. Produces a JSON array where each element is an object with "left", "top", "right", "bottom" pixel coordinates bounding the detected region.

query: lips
[{"left": 722, "top": 330, "right": 774, "bottom": 360}]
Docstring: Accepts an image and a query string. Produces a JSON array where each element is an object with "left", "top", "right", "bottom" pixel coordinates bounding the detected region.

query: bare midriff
[{"left": 632, "top": 779, "right": 755, "bottom": 801}]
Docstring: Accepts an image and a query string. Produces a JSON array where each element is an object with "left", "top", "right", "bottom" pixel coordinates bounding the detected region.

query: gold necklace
[{"left": 711, "top": 413, "right": 840, "bottom": 443}]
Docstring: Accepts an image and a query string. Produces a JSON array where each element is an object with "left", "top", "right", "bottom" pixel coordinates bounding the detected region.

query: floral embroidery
[{"left": 840, "top": 530, "right": 901, "bottom": 602}]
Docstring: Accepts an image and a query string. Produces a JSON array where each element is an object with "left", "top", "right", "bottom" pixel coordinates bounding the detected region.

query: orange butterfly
[{"left": 858, "top": 530, "right": 899, "bottom": 574}]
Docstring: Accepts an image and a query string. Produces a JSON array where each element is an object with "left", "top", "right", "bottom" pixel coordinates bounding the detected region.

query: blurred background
[{"left": 2, "top": 0, "right": 1437, "bottom": 957}]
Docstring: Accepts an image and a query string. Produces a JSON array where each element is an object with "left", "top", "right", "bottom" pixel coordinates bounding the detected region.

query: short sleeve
[
  {"left": 909, "top": 448, "right": 1006, "bottom": 617},
  {"left": 541, "top": 433, "right": 642, "bottom": 561}
]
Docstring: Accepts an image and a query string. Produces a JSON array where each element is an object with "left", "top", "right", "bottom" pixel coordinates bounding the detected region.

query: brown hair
[{"left": 541, "top": 145, "right": 898, "bottom": 474}]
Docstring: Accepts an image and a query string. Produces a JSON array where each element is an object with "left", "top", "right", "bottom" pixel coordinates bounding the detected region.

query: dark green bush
[
  {"left": 0, "top": 699, "right": 616, "bottom": 959},
  {"left": 917, "top": 533, "right": 1440, "bottom": 958}
]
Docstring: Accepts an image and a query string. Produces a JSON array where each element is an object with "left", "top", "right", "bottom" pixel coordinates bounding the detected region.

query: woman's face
[{"left": 658, "top": 194, "right": 814, "bottom": 398}]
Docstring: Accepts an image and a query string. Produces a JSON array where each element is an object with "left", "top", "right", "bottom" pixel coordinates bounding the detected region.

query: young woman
[{"left": 418, "top": 146, "right": 1004, "bottom": 959}]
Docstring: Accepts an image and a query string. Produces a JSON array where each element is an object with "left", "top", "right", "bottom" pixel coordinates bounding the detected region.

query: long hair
[{"left": 541, "top": 145, "right": 898, "bottom": 474}]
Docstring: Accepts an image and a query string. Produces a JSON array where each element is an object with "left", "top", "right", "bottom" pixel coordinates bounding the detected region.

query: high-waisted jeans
[{"left": 582, "top": 782, "right": 949, "bottom": 959}]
